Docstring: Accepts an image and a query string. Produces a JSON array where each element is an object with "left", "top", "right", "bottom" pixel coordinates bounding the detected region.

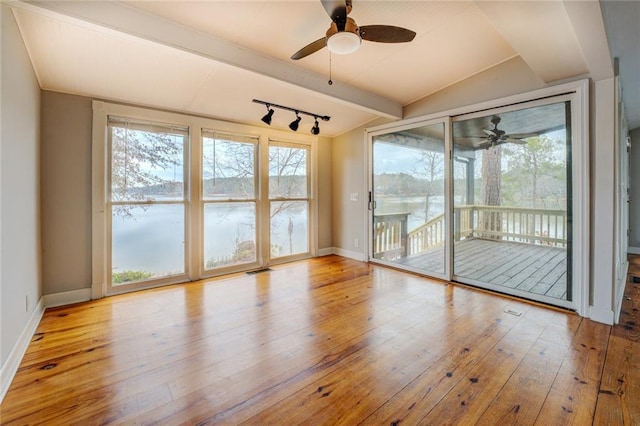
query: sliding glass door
[
  {"left": 368, "top": 92, "right": 582, "bottom": 310},
  {"left": 452, "top": 99, "right": 573, "bottom": 306},
  {"left": 370, "top": 120, "right": 448, "bottom": 278}
]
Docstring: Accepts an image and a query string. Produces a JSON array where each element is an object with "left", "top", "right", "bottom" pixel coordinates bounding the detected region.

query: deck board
[{"left": 395, "top": 238, "right": 567, "bottom": 300}]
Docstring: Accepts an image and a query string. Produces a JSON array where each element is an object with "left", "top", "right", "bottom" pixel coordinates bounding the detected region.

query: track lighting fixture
[
  {"left": 253, "top": 99, "right": 330, "bottom": 135},
  {"left": 261, "top": 105, "right": 274, "bottom": 125},
  {"left": 289, "top": 112, "right": 302, "bottom": 131},
  {"left": 311, "top": 118, "right": 320, "bottom": 135}
]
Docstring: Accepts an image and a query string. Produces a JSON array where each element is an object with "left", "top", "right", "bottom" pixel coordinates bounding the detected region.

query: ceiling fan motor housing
[{"left": 326, "top": 18, "right": 361, "bottom": 54}]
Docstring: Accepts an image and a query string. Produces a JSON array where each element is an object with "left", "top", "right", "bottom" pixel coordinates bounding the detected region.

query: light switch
[{"left": 350, "top": 193, "right": 359, "bottom": 201}]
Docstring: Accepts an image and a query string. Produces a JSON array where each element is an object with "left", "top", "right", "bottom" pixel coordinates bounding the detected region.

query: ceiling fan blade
[
  {"left": 504, "top": 138, "right": 528, "bottom": 144},
  {"left": 291, "top": 37, "right": 327, "bottom": 60},
  {"left": 359, "top": 25, "right": 416, "bottom": 43},
  {"left": 483, "top": 129, "right": 497, "bottom": 137},
  {"left": 321, "top": 0, "right": 349, "bottom": 29}
]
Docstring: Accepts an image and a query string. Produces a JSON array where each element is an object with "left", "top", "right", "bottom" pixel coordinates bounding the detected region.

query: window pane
[
  {"left": 203, "top": 136, "right": 255, "bottom": 200},
  {"left": 269, "top": 145, "right": 308, "bottom": 198},
  {"left": 110, "top": 126, "right": 184, "bottom": 202},
  {"left": 372, "top": 122, "right": 446, "bottom": 276},
  {"left": 452, "top": 102, "right": 570, "bottom": 301},
  {"left": 111, "top": 204, "right": 185, "bottom": 284},
  {"left": 204, "top": 202, "right": 256, "bottom": 269},
  {"left": 271, "top": 201, "right": 308, "bottom": 257}
]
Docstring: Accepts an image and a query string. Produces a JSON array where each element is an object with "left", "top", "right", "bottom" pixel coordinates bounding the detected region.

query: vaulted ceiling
[{"left": 8, "top": 1, "right": 639, "bottom": 137}]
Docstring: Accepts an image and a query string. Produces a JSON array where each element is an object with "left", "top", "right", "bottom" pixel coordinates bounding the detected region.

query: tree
[
  {"left": 480, "top": 145, "right": 502, "bottom": 237},
  {"left": 503, "top": 135, "right": 564, "bottom": 208},
  {"left": 411, "top": 150, "right": 444, "bottom": 221},
  {"left": 111, "top": 126, "right": 183, "bottom": 217}
]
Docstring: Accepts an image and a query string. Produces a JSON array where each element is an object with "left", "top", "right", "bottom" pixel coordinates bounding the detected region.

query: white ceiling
[{"left": 8, "top": 0, "right": 637, "bottom": 136}]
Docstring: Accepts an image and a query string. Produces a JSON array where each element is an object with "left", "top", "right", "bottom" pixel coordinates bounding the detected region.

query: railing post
[{"left": 400, "top": 215, "right": 408, "bottom": 257}]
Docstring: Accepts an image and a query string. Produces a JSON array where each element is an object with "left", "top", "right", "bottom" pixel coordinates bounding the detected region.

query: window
[
  {"left": 202, "top": 132, "right": 259, "bottom": 270},
  {"left": 93, "top": 102, "right": 318, "bottom": 296},
  {"left": 269, "top": 141, "right": 311, "bottom": 258},
  {"left": 107, "top": 117, "right": 188, "bottom": 288}
]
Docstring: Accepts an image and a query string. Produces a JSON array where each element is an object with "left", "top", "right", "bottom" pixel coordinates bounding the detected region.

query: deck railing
[{"left": 374, "top": 205, "right": 567, "bottom": 259}]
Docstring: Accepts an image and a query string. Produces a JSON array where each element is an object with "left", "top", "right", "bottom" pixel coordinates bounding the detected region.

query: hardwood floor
[{"left": 0, "top": 255, "right": 638, "bottom": 425}]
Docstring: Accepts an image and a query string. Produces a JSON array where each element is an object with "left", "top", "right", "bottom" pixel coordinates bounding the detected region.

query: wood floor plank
[
  {"left": 0, "top": 255, "right": 627, "bottom": 424},
  {"left": 475, "top": 310, "right": 581, "bottom": 424},
  {"left": 594, "top": 335, "right": 640, "bottom": 425},
  {"left": 534, "top": 318, "right": 610, "bottom": 425}
]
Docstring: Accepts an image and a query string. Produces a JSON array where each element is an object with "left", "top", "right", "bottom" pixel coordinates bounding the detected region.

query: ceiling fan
[
  {"left": 291, "top": 0, "right": 416, "bottom": 60},
  {"left": 476, "top": 116, "right": 536, "bottom": 150}
]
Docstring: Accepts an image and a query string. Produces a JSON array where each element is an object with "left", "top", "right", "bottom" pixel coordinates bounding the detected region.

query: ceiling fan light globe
[{"left": 327, "top": 32, "right": 361, "bottom": 55}]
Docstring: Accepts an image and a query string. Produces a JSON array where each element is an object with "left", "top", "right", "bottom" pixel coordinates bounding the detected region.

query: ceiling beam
[
  {"left": 475, "top": 1, "right": 589, "bottom": 83},
  {"left": 562, "top": 0, "right": 614, "bottom": 82},
  {"left": 11, "top": 0, "right": 402, "bottom": 119}
]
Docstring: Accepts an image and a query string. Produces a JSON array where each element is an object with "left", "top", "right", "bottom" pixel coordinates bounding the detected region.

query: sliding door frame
[
  {"left": 366, "top": 117, "right": 452, "bottom": 281},
  {"left": 365, "top": 79, "right": 589, "bottom": 316}
]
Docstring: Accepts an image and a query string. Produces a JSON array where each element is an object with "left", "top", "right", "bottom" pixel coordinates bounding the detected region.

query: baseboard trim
[
  {"left": 0, "top": 297, "right": 46, "bottom": 404},
  {"left": 589, "top": 305, "right": 615, "bottom": 325},
  {"left": 628, "top": 246, "right": 640, "bottom": 255},
  {"left": 614, "top": 261, "right": 630, "bottom": 324},
  {"left": 317, "top": 247, "right": 334, "bottom": 257},
  {"left": 332, "top": 247, "right": 367, "bottom": 262},
  {"left": 43, "top": 288, "right": 92, "bottom": 308}
]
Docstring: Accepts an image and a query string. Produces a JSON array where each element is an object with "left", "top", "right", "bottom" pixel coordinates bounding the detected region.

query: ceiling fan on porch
[
  {"left": 290, "top": 0, "right": 416, "bottom": 60},
  {"left": 476, "top": 116, "right": 536, "bottom": 150}
]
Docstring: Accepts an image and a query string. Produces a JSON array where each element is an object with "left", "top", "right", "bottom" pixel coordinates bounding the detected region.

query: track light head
[
  {"left": 310, "top": 118, "right": 320, "bottom": 135},
  {"left": 289, "top": 112, "right": 302, "bottom": 131},
  {"left": 261, "top": 106, "right": 274, "bottom": 125}
]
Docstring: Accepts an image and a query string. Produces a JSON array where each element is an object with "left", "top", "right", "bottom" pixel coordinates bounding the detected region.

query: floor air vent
[
  {"left": 246, "top": 268, "right": 272, "bottom": 275},
  {"left": 632, "top": 276, "right": 640, "bottom": 284}
]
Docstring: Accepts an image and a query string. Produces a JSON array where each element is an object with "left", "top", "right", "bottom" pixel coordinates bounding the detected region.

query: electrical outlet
[{"left": 354, "top": 238, "right": 359, "bottom": 248}]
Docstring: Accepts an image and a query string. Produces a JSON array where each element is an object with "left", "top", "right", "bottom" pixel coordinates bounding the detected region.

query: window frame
[{"left": 92, "top": 101, "right": 318, "bottom": 297}]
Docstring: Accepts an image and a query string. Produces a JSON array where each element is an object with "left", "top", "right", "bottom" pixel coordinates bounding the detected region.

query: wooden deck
[
  {"left": 396, "top": 238, "right": 568, "bottom": 299},
  {"left": 1, "top": 255, "right": 638, "bottom": 424}
]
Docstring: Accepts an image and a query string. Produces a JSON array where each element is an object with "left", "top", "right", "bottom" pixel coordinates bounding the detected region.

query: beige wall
[
  {"left": 316, "top": 136, "right": 332, "bottom": 251},
  {"left": 630, "top": 127, "right": 640, "bottom": 249},
  {"left": 1, "top": 5, "right": 42, "bottom": 367},
  {"left": 404, "top": 57, "right": 545, "bottom": 119},
  {"left": 40, "top": 92, "right": 93, "bottom": 295}
]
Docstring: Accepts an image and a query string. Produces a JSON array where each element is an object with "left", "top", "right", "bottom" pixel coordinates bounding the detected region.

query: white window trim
[{"left": 92, "top": 101, "right": 317, "bottom": 298}]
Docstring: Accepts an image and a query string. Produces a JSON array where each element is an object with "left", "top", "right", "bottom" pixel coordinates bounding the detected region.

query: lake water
[{"left": 111, "top": 203, "right": 308, "bottom": 277}]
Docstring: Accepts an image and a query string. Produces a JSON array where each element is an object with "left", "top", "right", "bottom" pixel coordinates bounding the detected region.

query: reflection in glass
[
  {"left": 111, "top": 204, "right": 185, "bottom": 285},
  {"left": 204, "top": 202, "right": 257, "bottom": 269},
  {"left": 271, "top": 201, "right": 308, "bottom": 257}
]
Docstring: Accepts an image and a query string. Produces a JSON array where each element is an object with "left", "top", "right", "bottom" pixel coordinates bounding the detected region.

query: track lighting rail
[
  {"left": 252, "top": 99, "right": 331, "bottom": 123},
  {"left": 253, "top": 99, "right": 330, "bottom": 135}
]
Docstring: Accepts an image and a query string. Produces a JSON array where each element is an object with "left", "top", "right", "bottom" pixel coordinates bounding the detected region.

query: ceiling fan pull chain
[{"left": 328, "top": 52, "right": 333, "bottom": 85}]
